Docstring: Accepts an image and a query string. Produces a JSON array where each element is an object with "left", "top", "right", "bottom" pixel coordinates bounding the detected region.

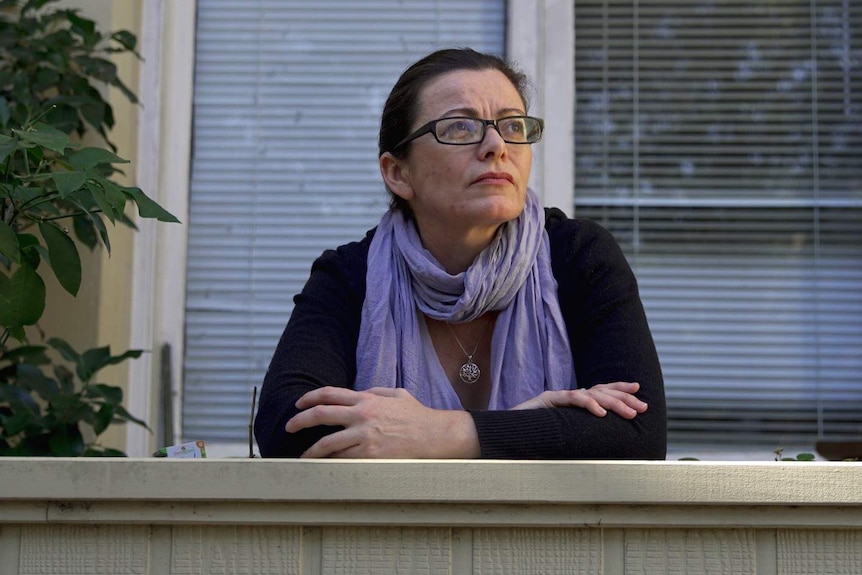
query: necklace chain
[{"left": 446, "top": 316, "right": 491, "bottom": 384}]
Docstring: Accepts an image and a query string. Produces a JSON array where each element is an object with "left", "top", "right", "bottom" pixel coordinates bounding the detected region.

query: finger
[
  {"left": 295, "top": 386, "right": 361, "bottom": 409},
  {"left": 599, "top": 389, "right": 648, "bottom": 413},
  {"left": 286, "top": 403, "right": 354, "bottom": 432},
  {"left": 594, "top": 381, "right": 640, "bottom": 393},
  {"left": 364, "top": 387, "right": 408, "bottom": 398},
  {"left": 585, "top": 390, "right": 645, "bottom": 419},
  {"left": 301, "top": 429, "right": 361, "bottom": 458},
  {"left": 545, "top": 390, "right": 607, "bottom": 416}
]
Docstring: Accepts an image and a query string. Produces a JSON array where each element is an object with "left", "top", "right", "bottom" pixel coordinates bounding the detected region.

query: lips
[{"left": 472, "top": 171, "right": 514, "bottom": 185}]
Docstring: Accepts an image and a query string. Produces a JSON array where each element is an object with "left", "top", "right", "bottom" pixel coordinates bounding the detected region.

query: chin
[{"left": 482, "top": 197, "right": 526, "bottom": 225}]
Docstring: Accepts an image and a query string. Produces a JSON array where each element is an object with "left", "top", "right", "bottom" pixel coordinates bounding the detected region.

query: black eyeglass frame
[{"left": 392, "top": 115, "right": 545, "bottom": 151}]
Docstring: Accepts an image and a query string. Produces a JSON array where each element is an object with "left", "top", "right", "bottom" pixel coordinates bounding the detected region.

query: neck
[{"left": 418, "top": 224, "right": 499, "bottom": 275}]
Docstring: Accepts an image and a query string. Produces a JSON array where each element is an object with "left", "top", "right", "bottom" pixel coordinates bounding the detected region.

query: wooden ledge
[{"left": 2, "top": 458, "right": 861, "bottom": 506}]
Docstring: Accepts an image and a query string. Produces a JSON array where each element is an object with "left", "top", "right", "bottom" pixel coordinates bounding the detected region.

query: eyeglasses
[{"left": 393, "top": 115, "right": 544, "bottom": 150}]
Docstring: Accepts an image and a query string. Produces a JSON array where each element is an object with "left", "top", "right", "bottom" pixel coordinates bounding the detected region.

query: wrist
[{"left": 433, "top": 410, "right": 480, "bottom": 458}]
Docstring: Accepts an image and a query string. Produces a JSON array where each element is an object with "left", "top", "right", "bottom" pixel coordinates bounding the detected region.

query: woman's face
[{"left": 382, "top": 69, "right": 533, "bottom": 240}]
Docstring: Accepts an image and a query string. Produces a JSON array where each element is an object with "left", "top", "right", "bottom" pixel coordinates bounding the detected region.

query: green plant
[
  {"left": 0, "top": 0, "right": 177, "bottom": 455},
  {"left": 773, "top": 448, "right": 816, "bottom": 462}
]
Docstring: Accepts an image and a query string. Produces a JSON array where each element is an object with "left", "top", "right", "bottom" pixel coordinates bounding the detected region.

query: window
[
  {"left": 574, "top": 0, "right": 862, "bottom": 447},
  {"left": 183, "top": 1, "right": 506, "bottom": 444}
]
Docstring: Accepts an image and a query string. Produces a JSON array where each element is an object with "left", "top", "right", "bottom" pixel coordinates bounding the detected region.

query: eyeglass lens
[{"left": 435, "top": 117, "right": 541, "bottom": 144}]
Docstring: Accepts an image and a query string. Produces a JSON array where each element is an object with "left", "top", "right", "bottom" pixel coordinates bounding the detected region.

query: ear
[{"left": 379, "top": 152, "right": 415, "bottom": 202}]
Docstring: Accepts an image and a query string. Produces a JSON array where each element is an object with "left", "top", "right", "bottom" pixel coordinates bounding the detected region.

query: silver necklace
[{"left": 446, "top": 316, "right": 491, "bottom": 384}]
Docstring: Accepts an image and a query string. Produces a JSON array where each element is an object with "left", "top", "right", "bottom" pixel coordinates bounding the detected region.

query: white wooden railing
[{"left": 1, "top": 458, "right": 861, "bottom": 574}]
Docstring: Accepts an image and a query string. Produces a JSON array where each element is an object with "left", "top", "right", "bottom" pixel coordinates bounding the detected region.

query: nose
[{"left": 478, "top": 121, "right": 507, "bottom": 157}]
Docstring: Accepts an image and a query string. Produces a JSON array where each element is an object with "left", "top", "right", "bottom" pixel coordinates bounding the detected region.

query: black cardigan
[{"left": 254, "top": 209, "right": 667, "bottom": 459}]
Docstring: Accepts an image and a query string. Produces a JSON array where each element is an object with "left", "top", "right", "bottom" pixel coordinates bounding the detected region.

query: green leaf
[
  {"left": 13, "top": 123, "right": 70, "bottom": 154},
  {"left": 5, "top": 326, "right": 26, "bottom": 344},
  {"left": 86, "top": 181, "right": 116, "bottom": 224},
  {"left": 17, "top": 234, "right": 42, "bottom": 270},
  {"left": 39, "top": 222, "right": 81, "bottom": 296},
  {"left": 0, "top": 96, "right": 8, "bottom": 125},
  {"left": 52, "top": 365, "right": 75, "bottom": 394},
  {"left": 123, "top": 186, "right": 180, "bottom": 223},
  {"left": 79, "top": 347, "right": 142, "bottom": 381},
  {"left": 0, "top": 221, "right": 20, "bottom": 264},
  {"left": 90, "top": 211, "right": 111, "bottom": 254},
  {"left": 67, "top": 147, "right": 128, "bottom": 170},
  {"left": 92, "top": 403, "right": 114, "bottom": 435},
  {"left": 0, "top": 382, "right": 41, "bottom": 415},
  {"left": 86, "top": 383, "right": 123, "bottom": 405},
  {"left": 66, "top": 11, "right": 96, "bottom": 40},
  {"left": 93, "top": 176, "right": 128, "bottom": 219},
  {"left": 22, "top": 0, "right": 57, "bottom": 13},
  {"left": 72, "top": 213, "right": 98, "bottom": 250},
  {"left": 0, "top": 133, "right": 15, "bottom": 163},
  {"left": 110, "top": 30, "right": 137, "bottom": 52},
  {"left": 102, "top": 349, "right": 144, "bottom": 369},
  {"left": 82, "top": 446, "right": 127, "bottom": 457},
  {"left": 0, "top": 263, "right": 46, "bottom": 328},
  {"left": 48, "top": 424, "right": 85, "bottom": 456},
  {"left": 11, "top": 187, "right": 43, "bottom": 205},
  {"left": 0, "top": 410, "right": 36, "bottom": 436},
  {"left": 114, "top": 403, "right": 150, "bottom": 430},
  {"left": 16, "top": 363, "right": 59, "bottom": 401},
  {"left": 51, "top": 170, "right": 88, "bottom": 198},
  {"left": 47, "top": 337, "right": 80, "bottom": 364},
  {"left": 111, "top": 76, "right": 139, "bottom": 105},
  {"left": 0, "top": 345, "right": 49, "bottom": 365},
  {"left": 795, "top": 453, "right": 816, "bottom": 461}
]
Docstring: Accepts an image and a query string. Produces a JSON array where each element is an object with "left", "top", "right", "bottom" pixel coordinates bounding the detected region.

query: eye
[
  {"left": 500, "top": 118, "right": 527, "bottom": 140},
  {"left": 438, "top": 118, "right": 480, "bottom": 142}
]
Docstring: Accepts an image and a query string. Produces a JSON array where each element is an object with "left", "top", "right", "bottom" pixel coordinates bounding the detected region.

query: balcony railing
[{"left": 1, "top": 458, "right": 861, "bottom": 574}]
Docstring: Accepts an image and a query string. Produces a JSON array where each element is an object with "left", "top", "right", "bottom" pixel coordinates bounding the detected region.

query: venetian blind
[
  {"left": 574, "top": 0, "right": 862, "bottom": 446},
  {"left": 183, "top": 0, "right": 506, "bottom": 442}
]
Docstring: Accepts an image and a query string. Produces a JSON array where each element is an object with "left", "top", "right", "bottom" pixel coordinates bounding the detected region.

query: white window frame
[
  {"left": 126, "top": 0, "right": 196, "bottom": 456},
  {"left": 509, "top": 0, "right": 574, "bottom": 215}
]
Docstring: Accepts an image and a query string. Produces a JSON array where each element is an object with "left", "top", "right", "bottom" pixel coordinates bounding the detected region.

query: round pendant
[{"left": 459, "top": 360, "right": 481, "bottom": 384}]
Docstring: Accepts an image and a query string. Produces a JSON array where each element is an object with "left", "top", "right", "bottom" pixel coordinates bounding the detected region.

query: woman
[{"left": 254, "top": 48, "right": 667, "bottom": 459}]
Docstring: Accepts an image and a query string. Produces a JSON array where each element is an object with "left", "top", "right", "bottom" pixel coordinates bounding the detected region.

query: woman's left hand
[
  {"left": 511, "top": 381, "right": 647, "bottom": 419},
  {"left": 286, "top": 386, "right": 480, "bottom": 458}
]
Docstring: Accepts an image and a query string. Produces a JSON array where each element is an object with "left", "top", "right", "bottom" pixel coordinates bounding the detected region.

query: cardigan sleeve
[
  {"left": 254, "top": 236, "right": 370, "bottom": 457},
  {"left": 468, "top": 214, "right": 667, "bottom": 459}
]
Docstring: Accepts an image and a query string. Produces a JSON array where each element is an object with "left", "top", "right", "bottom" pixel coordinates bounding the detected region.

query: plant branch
[{"left": 0, "top": 328, "right": 11, "bottom": 349}]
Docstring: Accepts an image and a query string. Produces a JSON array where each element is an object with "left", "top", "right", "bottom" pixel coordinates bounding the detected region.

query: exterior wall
[
  {"left": 36, "top": 0, "right": 145, "bottom": 451},
  {"left": 1, "top": 460, "right": 861, "bottom": 574}
]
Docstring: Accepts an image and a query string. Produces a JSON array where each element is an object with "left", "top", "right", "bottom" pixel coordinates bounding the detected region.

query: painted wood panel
[
  {"left": 624, "top": 528, "right": 757, "bottom": 574},
  {"left": 18, "top": 525, "right": 149, "bottom": 575},
  {"left": 777, "top": 530, "right": 862, "bottom": 575},
  {"left": 320, "top": 527, "right": 451, "bottom": 575},
  {"left": 170, "top": 525, "right": 301, "bottom": 574},
  {"left": 472, "top": 528, "right": 601, "bottom": 574}
]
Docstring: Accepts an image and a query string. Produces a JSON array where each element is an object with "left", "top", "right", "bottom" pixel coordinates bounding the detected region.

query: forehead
[{"left": 416, "top": 69, "right": 525, "bottom": 122}]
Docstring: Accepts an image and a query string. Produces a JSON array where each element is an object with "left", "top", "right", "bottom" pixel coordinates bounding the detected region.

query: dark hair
[{"left": 378, "top": 48, "right": 530, "bottom": 213}]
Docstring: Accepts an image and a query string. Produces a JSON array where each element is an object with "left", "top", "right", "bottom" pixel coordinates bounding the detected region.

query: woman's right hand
[{"left": 511, "top": 381, "right": 647, "bottom": 419}]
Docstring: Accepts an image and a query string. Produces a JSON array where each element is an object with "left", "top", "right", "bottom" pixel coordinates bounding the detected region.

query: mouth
[{"left": 472, "top": 172, "right": 514, "bottom": 185}]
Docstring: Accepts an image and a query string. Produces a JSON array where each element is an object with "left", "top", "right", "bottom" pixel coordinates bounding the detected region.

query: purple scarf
[{"left": 355, "top": 189, "right": 575, "bottom": 409}]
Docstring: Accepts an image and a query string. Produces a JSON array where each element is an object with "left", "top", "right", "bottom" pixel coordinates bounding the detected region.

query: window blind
[
  {"left": 183, "top": 0, "right": 505, "bottom": 442},
  {"left": 574, "top": 0, "right": 862, "bottom": 446}
]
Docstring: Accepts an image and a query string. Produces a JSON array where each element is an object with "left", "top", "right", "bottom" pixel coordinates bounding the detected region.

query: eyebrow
[{"left": 439, "top": 106, "right": 526, "bottom": 118}]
